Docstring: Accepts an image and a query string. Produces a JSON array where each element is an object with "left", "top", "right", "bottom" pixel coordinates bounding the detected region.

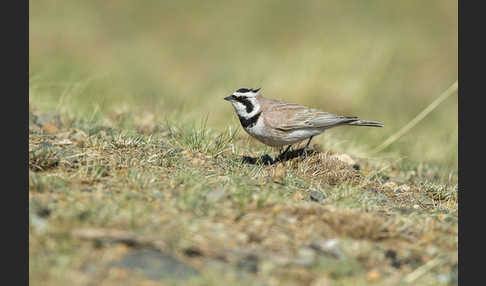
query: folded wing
[{"left": 263, "top": 99, "right": 358, "bottom": 131}]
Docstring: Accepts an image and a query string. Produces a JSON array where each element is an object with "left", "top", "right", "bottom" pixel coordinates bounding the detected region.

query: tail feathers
[{"left": 347, "top": 120, "right": 384, "bottom": 127}]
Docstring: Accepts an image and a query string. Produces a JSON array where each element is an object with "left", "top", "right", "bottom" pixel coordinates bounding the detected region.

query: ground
[{"left": 29, "top": 107, "right": 457, "bottom": 286}]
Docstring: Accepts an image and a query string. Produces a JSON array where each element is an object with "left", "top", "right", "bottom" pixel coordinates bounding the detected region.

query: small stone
[
  {"left": 36, "top": 207, "right": 51, "bottom": 218},
  {"left": 413, "top": 204, "right": 420, "bottom": 209},
  {"left": 330, "top": 153, "right": 356, "bottom": 166},
  {"left": 110, "top": 248, "right": 199, "bottom": 281},
  {"left": 183, "top": 247, "right": 203, "bottom": 257},
  {"left": 367, "top": 269, "right": 381, "bottom": 281},
  {"left": 310, "top": 239, "right": 344, "bottom": 259},
  {"left": 310, "top": 190, "right": 325, "bottom": 202},
  {"left": 392, "top": 207, "right": 415, "bottom": 215},
  {"left": 42, "top": 122, "right": 59, "bottom": 134},
  {"left": 57, "top": 138, "right": 73, "bottom": 145}
]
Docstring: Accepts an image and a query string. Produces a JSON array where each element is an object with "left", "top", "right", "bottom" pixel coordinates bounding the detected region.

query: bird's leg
[
  {"left": 303, "top": 136, "right": 314, "bottom": 156},
  {"left": 304, "top": 136, "right": 314, "bottom": 150},
  {"left": 279, "top": 145, "right": 292, "bottom": 160}
]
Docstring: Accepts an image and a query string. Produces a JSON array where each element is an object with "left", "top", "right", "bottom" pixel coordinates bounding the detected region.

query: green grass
[
  {"left": 29, "top": 108, "right": 457, "bottom": 285},
  {"left": 30, "top": 1, "right": 457, "bottom": 285}
]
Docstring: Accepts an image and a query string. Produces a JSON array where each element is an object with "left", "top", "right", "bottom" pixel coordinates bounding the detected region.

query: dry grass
[{"left": 29, "top": 107, "right": 457, "bottom": 285}]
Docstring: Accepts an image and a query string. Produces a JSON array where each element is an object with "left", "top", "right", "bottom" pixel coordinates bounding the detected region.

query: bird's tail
[{"left": 347, "top": 120, "right": 384, "bottom": 127}]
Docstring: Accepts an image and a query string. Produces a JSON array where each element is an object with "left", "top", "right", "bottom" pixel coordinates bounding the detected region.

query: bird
[{"left": 224, "top": 88, "right": 383, "bottom": 159}]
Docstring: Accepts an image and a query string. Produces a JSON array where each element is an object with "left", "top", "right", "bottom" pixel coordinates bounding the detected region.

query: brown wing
[{"left": 260, "top": 97, "right": 358, "bottom": 131}]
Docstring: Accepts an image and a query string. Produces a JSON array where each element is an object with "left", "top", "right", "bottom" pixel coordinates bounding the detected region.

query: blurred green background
[{"left": 29, "top": 0, "right": 457, "bottom": 168}]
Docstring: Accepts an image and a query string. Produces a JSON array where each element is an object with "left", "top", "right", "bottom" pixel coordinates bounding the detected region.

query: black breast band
[{"left": 238, "top": 112, "right": 261, "bottom": 128}]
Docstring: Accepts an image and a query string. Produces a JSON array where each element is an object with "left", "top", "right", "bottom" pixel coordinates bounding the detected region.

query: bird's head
[{"left": 224, "top": 88, "right": 262, "bottom": 118}]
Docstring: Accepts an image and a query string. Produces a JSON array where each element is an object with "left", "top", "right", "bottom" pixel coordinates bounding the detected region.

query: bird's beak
[{"left": 224, "top": 95, "right": 234, "bottom": 101}]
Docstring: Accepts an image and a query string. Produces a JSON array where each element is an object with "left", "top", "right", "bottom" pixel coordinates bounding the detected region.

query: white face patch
[
  {"left": 230, "top": 96, "right": 260, "bottom": 119},
  {"left": 229, "top": 88, "right": 262, "bottom": 119}
]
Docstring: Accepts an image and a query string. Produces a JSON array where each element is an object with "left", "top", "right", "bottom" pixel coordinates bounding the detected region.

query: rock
[
  {"left": 110, "top": 248, "right": 199, "bottom": 281},
  {"left": 56, "top": 138, "right": 73, "bottom": 146},
  {"left": 42, "top": 122, "right": 59, "bottom": 134},
  {"left": 183, "top": 247, "right": 203, "bottom": 257},
  {"left": 36, "top": 207, "right": 51, "bottom": 218},
  {"left": 367, "top": 269, "right": 381, "bottom": 281},
  {"left": 330, "top": 153, "right": 356, "bottom": 166},
  {"left": 310, "top": 190, "right": 325, "bottom": 202},
  {"left": 310, "top": 239, "right": 345, "bottom": 259},
  {"left": 391, "top": 207, "right": 415, "bottom": 215}
]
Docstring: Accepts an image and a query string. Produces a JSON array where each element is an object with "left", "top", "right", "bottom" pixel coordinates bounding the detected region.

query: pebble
[
  {"left": 330, "top": 153, "right": 356, "bottom": 166},
  {"left": 367, "top": 269, "right": 381, "bottom": 281},
  {"left": 42, "top": 122, "right": 59, "bottom": 134},
  {"left": 310, "top": 239, "right": 345, "bottom": 259},
  {"left": 110, "top": 248, "right": 199, "bottom": 281},
  {"left": 310, "top": 190, "right": 325, "bottom": 202}
]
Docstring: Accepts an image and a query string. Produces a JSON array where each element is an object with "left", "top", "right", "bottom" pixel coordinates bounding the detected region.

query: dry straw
[{"left": 371, "top": 80, "right": 458, "bottom": 154}]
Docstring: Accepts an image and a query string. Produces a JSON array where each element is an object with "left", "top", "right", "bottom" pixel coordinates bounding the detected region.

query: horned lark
[{"left": 224, "top": 88, "right": 383, "bottom": 157}]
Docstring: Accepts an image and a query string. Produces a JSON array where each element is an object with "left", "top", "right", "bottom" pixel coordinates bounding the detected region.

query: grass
[
  {"left": 29, "top": 106, "right": 457, "bottom": 285},
  {"left": 30, "top": 1, "right": 457, "bottom": 285}
]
